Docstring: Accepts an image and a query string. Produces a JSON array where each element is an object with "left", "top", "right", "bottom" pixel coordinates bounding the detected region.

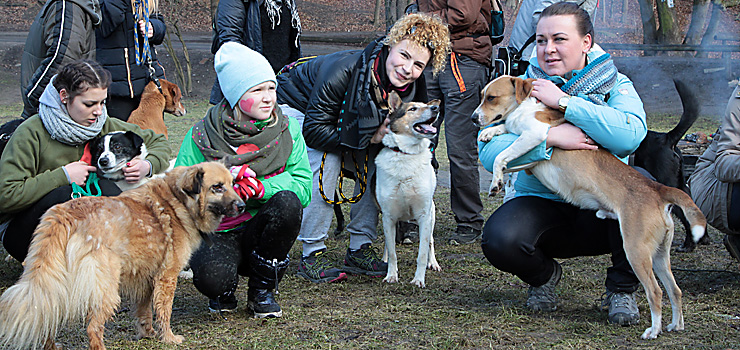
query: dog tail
[
  {"left": 665, "top": 79, "right": 700, "bottom": 147},
  {"left": 661, "top": 185, "right": 707, "bottom": 243},
  {"left": 0, "top": 206, "right": 100, "bottom": 349}
]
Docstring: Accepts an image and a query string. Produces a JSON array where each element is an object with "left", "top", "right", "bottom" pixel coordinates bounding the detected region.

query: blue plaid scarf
[{"left": 527, "top": 51, "right": 617, "bottom": 105}]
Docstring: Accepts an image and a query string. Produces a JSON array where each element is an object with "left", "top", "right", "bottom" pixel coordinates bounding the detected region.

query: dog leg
[
  {"left": 134, "top": 288, "right": 156, "bottom": 340},
  {"left": 411, "top": 211, "right": 434, "bottom": 288},
  {"left": 383, "top": 216, "right": 400, "bottom": 284},
  {"left": 653, "top": 230, "right": 684, "bottom": 332},
  {"left": 622, "top": 221, "right": 664, "bottom": 339},
  {"left": 426, "top": 208, "right": 441, "bottom": 272},
  {"left": 489, "top": 131, "right": 547, "bottom": 196},
  {"left": 152, "top": 270, "right": 184, "bottom": 344},
  {"left": 86, "top": 251, "right": 123, "bottom": 350},
  {"left": 478, "top": 124, "right": 507, "bottom": 142}
]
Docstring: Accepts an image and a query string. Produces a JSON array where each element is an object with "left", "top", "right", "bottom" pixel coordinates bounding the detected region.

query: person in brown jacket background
[{"left": 413, "top": 0, "right": 492, "bottom": 244}]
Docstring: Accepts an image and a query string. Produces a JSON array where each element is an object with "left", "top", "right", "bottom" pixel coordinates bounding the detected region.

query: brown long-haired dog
[
  {"left": 127, "top": 79, "right": 187, "bottom": 138},
  {"left": 0, "top": 162, "right": 244, "bottom": 350}
]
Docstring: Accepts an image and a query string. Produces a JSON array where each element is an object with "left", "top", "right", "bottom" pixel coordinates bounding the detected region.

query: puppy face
[
  {"left": 170, "top": 162, "right": 245, "bottom": 231},
  {"left": 91, "top": 131, "right": 146, "bottom": 180},
  {"left": 471, "top": 76, "right": 534, "bottom": 127},
  {"left": 160, "top": 79, "right": 187, "bottom": 117},
  {"left": 386, "top": 91, "right": 441, "bottom": 139}
]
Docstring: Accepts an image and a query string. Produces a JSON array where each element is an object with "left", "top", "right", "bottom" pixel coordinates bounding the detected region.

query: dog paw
[
  {"left": 666, "top": 322, "right": 684, "bottom": 332},
  {"left": 428, "top": 261, "right": 441, "bottom": 271},
  {"left": 383, "top": 274, "right": 399, "bottom": 284},
  {"left": 162, "top": 333, "right": 184, "bottom": 344},
  {"left": 136, "top": 327, "right": 156, "bottom": 340},
  {"left": 410, "top": 278, "right": 426, "bottom": 288},
  {"left": 641, "top": 327, "right": 661, "bottom": 339},
  {"left": 488, "top": 180, "right": 503, "bottom": 197},
  {"left": 478, "top": 131, "right": 493, "bottom": 142}
]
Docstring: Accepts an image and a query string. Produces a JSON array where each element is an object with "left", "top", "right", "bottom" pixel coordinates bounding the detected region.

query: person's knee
[
  {"left": 265, "top": 191, "right": 302, "bottom": 226},
  {"left": 481, "top": 219, "right": 521, "bottom": 266}
]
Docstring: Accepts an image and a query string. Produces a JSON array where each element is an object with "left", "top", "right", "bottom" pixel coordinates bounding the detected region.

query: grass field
[{"left": 0, "top": 99, "right": 739, "bottom": 349}]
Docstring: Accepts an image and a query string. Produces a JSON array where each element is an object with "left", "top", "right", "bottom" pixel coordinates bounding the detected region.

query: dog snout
[
  {"left": 98, "top": 157, "right": 110, "bottom": 167},
  {"left": 471, "top": 110, "right": 482, "bottom": 127},
  {"left": 231, "top": 199, "right": 246, "bottom": 216}
]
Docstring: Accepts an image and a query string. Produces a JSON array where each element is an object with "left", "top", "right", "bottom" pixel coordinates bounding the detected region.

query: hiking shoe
[
  {"left": 297, "top": 249, "right": 348, "bottom": 283},
  {"left": 601, "top": 291, "right": 640, "bottom": 326},
  {"left": 247, "top": 288, "right": 282, "bottom": 318},
  {"left": 208, "top": 294, "right": 237, "bottom": 314},
  {"left": 448, "top": 226, "right": 482, "bottom": 245},
  {"left": 342, "top": 243, "right": 388, "bottom": 277},
  {"left": 724, "top": 234, "right": 740, "bottom": 262},
  {"left": 396, "top": 221, "right": 419, "bottom": 244},
  {"left": 526, "top": 261, "right": 562, "bottom": 312}
]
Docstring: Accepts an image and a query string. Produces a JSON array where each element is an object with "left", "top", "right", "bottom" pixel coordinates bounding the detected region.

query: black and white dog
[{"left": 90, "top": 131, "right": 149, "bottom": 191}]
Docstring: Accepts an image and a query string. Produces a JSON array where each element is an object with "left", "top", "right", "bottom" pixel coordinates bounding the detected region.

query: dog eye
[
  {"left": 487, "top": 96, "right": 496, "bottom": 102},
  {"left": 113, "top": 144, "right": 122, "bottom": 151},
  {"left": 408, "top": 107, "right": 418, "bottom": 112},
  {"left": 211, "top": 184, "right": 226, "bottom": 193}
]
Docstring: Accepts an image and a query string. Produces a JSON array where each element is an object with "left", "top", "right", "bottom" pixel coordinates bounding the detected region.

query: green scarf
[{"left": 192, "top": 100, "right": 293, "bottom": 176}]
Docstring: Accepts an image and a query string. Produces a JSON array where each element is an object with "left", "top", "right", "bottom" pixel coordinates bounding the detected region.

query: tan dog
[
  {"left": 0, "top": 162, "right": 244, "bottom": 350},
  {"left": 473, "top": 75, "right": 707, "bottom": 339},
  {"left": 376, "top": 92, "right": 441, "bottom": 288},
  {"left": 128, "top": 79, "right": 187, "bottom": 138}
]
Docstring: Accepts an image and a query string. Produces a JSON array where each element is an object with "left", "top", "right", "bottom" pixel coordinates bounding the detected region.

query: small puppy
[
  {"left": 127, "top": 79, "right": 187, "bottom": 138},
  {"left": 0, "top": 162, "right": 244, "bottom": 350},
  {"left": 90, "top": 131, "right": 149, "bottom": 191},
  {"left": 375, "top": 91, "right": 441, "bottom": 288},
  {"left": 473, "top": 76, "right": 707, "bottom": 339}
]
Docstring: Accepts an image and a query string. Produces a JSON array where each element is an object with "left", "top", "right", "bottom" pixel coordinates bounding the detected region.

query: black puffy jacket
[
  {"left": 95, "top": 0, "right": 165, "bottom": 99},
  {"left": 277, "top": 39, "right": 427, "bottom": 151}
]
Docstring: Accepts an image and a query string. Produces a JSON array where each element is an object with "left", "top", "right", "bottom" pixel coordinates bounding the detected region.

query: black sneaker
[
  {"left": 724, "top": 234, "right": 740, "bottom": 262},
  {"left": 396, "top": 221, "right": 419, "bottom": 244},
  {"left": 208, "top": 294, "right": 237, "bottom": 314},
  {"left": 247, "top": 288, "right": 282, "bottom": 318},
  {"left": 526, "top": 261, "right": 562, "bottom": 312},
  {"left": 297, "top": 249, "right": 348, "bottom": 283},
  {"left": 600, "top": 291, "right": 640, "bottom": 326},
  {"left": 448, "top": 226, "right": 482, "bottom": 245},
  {"left": 342, "top": 243, "right": 388, "bottom": 277}
]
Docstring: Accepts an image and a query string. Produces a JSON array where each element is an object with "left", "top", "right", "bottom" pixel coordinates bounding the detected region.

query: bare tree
[
  {"left": 683, "top": 0, "right": 712, "bottom": 45},
  {"left": 655, "top": 0, "right": 681, "bottom": 44}
]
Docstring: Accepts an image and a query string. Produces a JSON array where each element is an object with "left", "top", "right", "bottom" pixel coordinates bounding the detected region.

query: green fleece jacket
[
  {"left": 0, "top": 115, "right": 171, "bottom": 216},
  {"left": 175, "top": 115, "right": 312, "bottom": 219}
]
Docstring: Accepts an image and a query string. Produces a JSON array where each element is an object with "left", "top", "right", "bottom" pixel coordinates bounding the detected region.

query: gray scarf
[
  {"left": 264, "top": 0, "right": 301, "bottom": 47},
  {"left": 38, "top": 77, "right": 107, "bottom": 146}
]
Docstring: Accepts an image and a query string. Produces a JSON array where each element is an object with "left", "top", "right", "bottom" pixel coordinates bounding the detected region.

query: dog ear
[
  {"left": 180, "top": 165, "right": 205, "bottom": 198},
  {"left": 387, "top": 91, "right": 403, "bottom": 113},
  {"left": 125, "top": 131, "right": 145, "bottom": 155},
  {"left": 514, "top": 78, "right": 534, "bottom": 103}
]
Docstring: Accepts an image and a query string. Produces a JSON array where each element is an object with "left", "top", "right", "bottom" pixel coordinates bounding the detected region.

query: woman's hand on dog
[
  {"left": 531, "top": 79, "right": 567, "bottom": 109},
  {"left": 546, "top": 123, "right": 598, "bottom": 151},
  {"left": 123, "top": 159, "right": 151, "bottom": 183},
  {"left": 65, "top": 161, "right": 97, "bottom": 185},
  {"left": 371, "top": 118, "right": 391, "bottom": 144}
]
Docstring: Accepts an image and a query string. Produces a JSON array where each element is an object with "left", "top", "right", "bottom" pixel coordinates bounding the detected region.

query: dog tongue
[{"left": 418, "top": 124, "right": 437, "bottom": 134}]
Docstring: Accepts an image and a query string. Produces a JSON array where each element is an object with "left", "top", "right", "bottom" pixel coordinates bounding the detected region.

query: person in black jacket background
[
  {"left": 209, "top": 0, "right": 302, "bottom": 105},
  {"left": 276, "top": 13, "right": 450, "bottom": 284},
  {"left": 95, "top": 0, "right": 166, "bottom": 121}
]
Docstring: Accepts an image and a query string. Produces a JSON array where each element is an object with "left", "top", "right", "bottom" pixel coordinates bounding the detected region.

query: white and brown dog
[
  {"left": 473, "top": 75, "right": 707, "bottom": 339},
  {"left": 375, "top": 91, "right": 441, "bottom": 288}
]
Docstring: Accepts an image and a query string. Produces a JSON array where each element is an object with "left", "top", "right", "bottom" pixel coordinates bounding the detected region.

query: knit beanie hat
[{"left": 215, "top": 42, "right": 277, "bottom": 108}]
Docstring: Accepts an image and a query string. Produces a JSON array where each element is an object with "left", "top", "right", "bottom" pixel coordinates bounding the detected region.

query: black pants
[
  {"left": 190, "top": 191, "right": 302, "bottom": 300},
  {"left": 481, "top": 196, "right": 639, "bottom": 293},
  {"left": 106, "top": 95, "right": 142, "bottom": 122},
  {"left": 728, "top": 183, "right": 740, "bottom": 231},
  {"left": 2, "top": 179, "right": 122, "bottom": 261}
]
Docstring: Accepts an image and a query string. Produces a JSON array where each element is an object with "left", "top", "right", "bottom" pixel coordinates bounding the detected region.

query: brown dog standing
[
  {"left": 0, "top": 162, "right": 243, "bottom": 350},
  {"left": 473, "top": 75, "right": 707, "bottom": 339},
  {"left": 128, "top": 79, "right": 187, "bottom": 138}
]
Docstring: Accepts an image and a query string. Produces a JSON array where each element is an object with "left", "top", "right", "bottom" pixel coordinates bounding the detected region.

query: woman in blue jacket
[{"left": 478, "top": 2, "right": 647, "bottom": 326}]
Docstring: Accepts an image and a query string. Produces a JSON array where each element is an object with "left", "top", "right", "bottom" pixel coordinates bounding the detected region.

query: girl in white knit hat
[{"left": 174, "top": 42, "right": 311, "bottom": 318}]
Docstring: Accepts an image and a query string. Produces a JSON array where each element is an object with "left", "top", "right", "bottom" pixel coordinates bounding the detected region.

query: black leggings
[
  {"left": 481, "top": 196, "right": 639, "bottom": 293},
  {"left": 728, "top": 183, "right": 740, "bottom": 232},
  {"left": 190, "top": 191, "right": 302, "bottom": 300},
  {"left": 2, "top": 179, "right": 122, "bottom": 261}
]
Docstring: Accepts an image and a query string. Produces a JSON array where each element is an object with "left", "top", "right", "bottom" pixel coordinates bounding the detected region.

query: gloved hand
[{"left": 232, "top": 164, "right": 264, "bottom": 200}]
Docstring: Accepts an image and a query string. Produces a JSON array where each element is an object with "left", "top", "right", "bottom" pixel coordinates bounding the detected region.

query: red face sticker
[{"left": 239, "top": 98, "right": 255, "bottom": 114}]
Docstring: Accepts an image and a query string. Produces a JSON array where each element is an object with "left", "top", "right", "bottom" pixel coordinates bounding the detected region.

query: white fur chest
[{"left": 504, "top": 97, "right": 550, "bottom": 136}]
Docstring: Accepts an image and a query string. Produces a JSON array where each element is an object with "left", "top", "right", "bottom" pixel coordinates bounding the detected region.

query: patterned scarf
[
  {"left": 192, "top": 102, "right": 293, "bottom": 176},
  {"left": 264, "top": 0, "right": 302, "bottom": 47},
  {"left": 38, "top": 79, "right": 107, "bottom": 146},
  {"left": 527, "top": 51, "right": 617, "bottom": 105}
]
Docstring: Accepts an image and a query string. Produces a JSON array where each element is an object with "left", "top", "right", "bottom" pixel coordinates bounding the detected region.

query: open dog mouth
[{"left": 413, "top": 115, "right": 438, "bottom": 136}]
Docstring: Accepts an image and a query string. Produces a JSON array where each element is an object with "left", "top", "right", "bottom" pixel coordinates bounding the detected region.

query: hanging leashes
[{"left": 71, "top": 173, "right": 103, "bottom": 199}]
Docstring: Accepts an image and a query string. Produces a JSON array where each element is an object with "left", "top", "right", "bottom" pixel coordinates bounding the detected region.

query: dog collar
[{"left": 388, "top": 146, "right": 409, "bottom": 154}]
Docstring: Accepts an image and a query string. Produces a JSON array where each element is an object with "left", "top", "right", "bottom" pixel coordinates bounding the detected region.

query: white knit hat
[{"left": 215, "top": 42, "right": 277, "bottom": 108}]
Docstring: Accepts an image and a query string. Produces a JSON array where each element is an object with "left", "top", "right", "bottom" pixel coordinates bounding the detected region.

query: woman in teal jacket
[
  {"left": 478, "top": 2, "right": 647, "bottom": 326},
  {"left": 175, "top": 42, "right": 311, "bottom": 318}
]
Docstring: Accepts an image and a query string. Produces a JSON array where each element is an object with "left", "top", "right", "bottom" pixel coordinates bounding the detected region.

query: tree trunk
[
  {"left": 385, "top": 0, "right": 396, "bottom": 29},
  {"left": 684, "top": 0, "right": 711, "bottom": 45},
  {"left": 374, "top": 0, "right": 384, "bottom": 27},
  {"left": 210, "top": 0, "right": 219, "bottom": 24},
  {"left": 655, "top": 0, "right": 681, "bottom": 45},
  {"left": 637, "top": 0, "right": 658, "bottom": 55},
  {"left": 696, "top": 1, "right": 722, "bottom": 58}
]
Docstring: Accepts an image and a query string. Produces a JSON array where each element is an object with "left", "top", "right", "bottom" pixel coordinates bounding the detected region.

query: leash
[
  {"left": 318, "top": 150, "right": 368, "bottom": 205},
  {"left": 132, "top": 0, "right": 163, "bottom": 94},
  {"left": 71, "top": 172, "right": 103, "bottom": 199}
]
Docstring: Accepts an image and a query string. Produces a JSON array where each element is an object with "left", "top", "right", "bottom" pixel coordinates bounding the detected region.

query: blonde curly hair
[{"left": 383, "top": 13, "right": 451, "bottom": 76}]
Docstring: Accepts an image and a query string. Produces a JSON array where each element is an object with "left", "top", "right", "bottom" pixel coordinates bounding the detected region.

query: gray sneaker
[
  {"left": 601, "top": 291, "right": 640, "bottom": 326},
  {"left": 526, "top": 261, "right": 562, "bottom": 312}
]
